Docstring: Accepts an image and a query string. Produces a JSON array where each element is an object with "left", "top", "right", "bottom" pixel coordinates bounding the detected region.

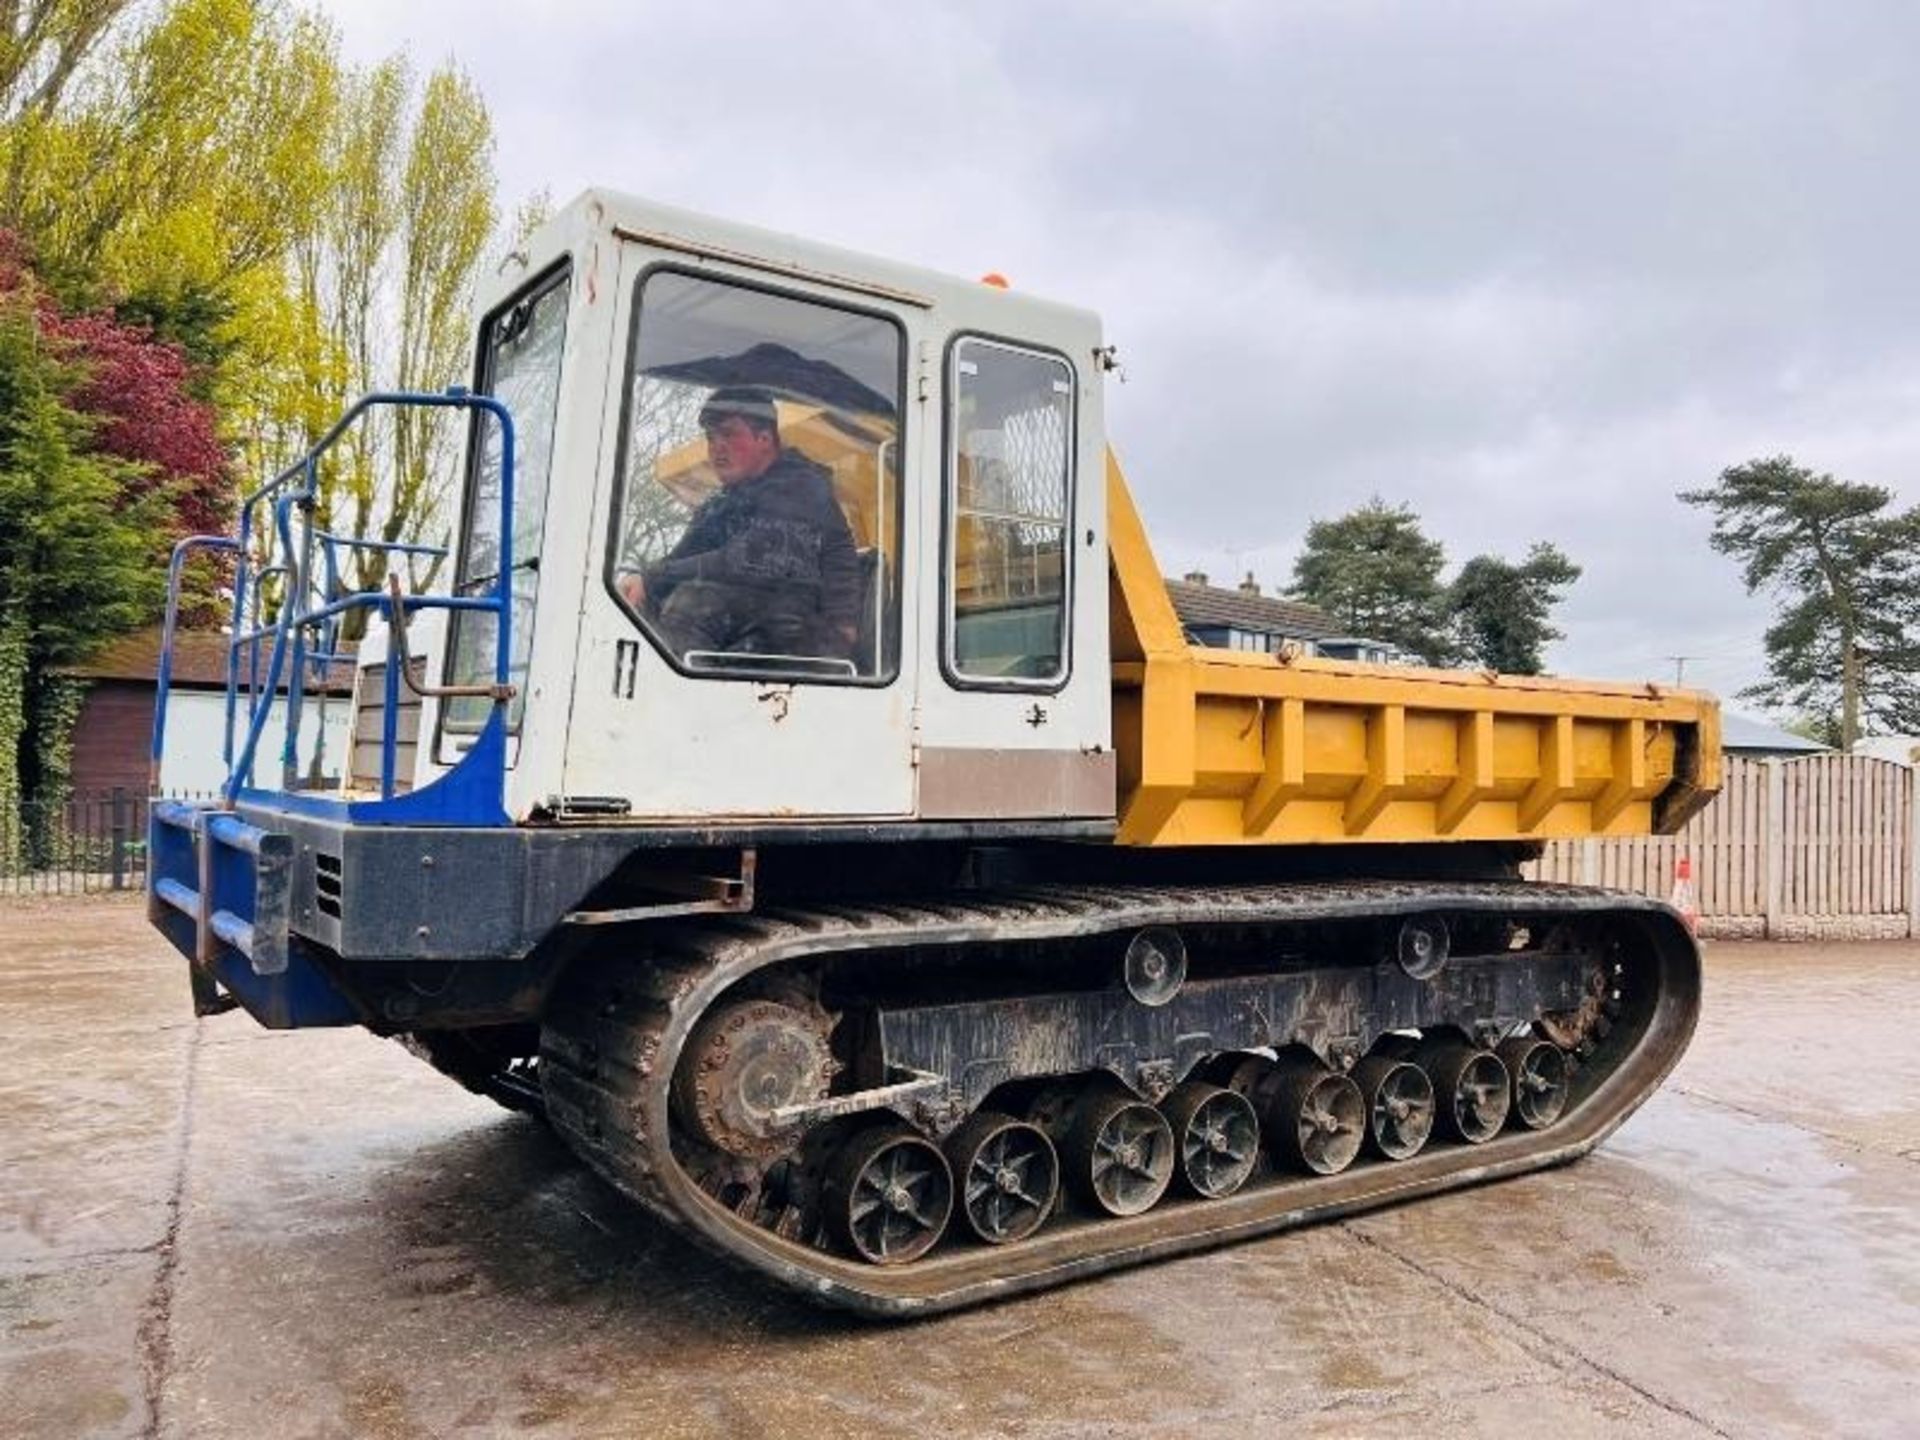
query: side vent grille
[{"left": 315, "top": 852, "right": 343, "bottom": 919}]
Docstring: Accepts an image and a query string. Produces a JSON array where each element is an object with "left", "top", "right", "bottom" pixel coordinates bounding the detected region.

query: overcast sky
[{"left": 322, "top": 0, "right": 1920, "bottom": 709}]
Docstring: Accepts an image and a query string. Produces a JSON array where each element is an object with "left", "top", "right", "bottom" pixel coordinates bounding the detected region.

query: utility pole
[{"left": 1664, "top": 655, "right": 1702, "bottom": 686}]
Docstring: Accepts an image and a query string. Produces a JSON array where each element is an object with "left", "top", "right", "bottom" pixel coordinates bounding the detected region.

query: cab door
[
  {"left": 910, "top": 327, "right": 1115, "bottom": 822},
  {"left": 560, "top": 245, "right": 918, "bottom": 820}
]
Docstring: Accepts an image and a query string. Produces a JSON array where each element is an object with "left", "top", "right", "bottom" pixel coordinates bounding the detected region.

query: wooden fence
[{"left": 1527, "top": 754, "right": 1917, "bottom": 939}]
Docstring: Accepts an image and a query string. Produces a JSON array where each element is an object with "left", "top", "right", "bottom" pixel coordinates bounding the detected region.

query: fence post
[
  {"left": 1762, "top": 760, "right": 1784, "bottom": 940},
  {"left": 1909, "top": 766, "right": 1920, "bottom": 940},
  {"left": 110, "top": 787, "right": 128, "bottom": 892}
]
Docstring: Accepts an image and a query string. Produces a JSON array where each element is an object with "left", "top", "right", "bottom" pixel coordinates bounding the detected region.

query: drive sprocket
[{"left": 670, "top": 997, "right": 835, "bottom": 1160}]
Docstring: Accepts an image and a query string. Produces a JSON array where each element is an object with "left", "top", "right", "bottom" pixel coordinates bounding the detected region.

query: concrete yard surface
[{"left": 3, "top": 901, "right": 1917, "bottom": 1438}]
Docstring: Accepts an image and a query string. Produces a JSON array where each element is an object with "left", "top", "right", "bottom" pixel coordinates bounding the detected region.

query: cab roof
[{"left": 492, "top": 187, "right": 1102, "bottom": 342}]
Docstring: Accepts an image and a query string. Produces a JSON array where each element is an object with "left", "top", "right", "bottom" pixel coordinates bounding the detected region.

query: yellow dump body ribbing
[{"left": 1107, "top": 454, "right": 1722, "bottom": 847}]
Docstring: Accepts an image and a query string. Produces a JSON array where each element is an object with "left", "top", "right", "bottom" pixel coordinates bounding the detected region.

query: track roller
[
  {"left": 1265, "top": 1057, "right": 1365, "bottom": 1176},
  {"left": 1395, "top": 916, "right": 1450, "bottom": 979},
  {"left": 1122, "top": 926, "right": 1187, "bottom": 1006},
  {"left": 1421, "top": 1040, "right": 1511, "bottom": 1143},
  {"left": 1350, "top": 1054, "right": 1435, "bottom": 1160},
  {"left": 1371, "top": 1032, "right": 1420, "bottom": 1061},
  {"left": 1161, "top": 1080, "right": 1260, "bottom": 1199},
  {"left": 1206, "top": 1051, "right": 1276, "bottom": 1100},
  {"left": 943, "top": 1112, "right": 1059, "bottom": 1245},
  {"left": 1064, "top": 1086, "right": 1176, "bottom": 1216},
  {"left": 825, "top": 1124, "right": 953, "bottom": 1265},
  {"left": 1498, "top": 1036, "right": 1571, "bottom": 1130}
]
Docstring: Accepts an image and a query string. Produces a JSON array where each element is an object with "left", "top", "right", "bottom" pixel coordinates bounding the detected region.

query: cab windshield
[{"left": 611, "top": 271, "right": 902, "bottom": 682}]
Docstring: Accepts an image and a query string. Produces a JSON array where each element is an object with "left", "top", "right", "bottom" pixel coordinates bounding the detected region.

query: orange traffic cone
[{"left": 1670, "top": 856, "right": 1700, "bottom": 935}]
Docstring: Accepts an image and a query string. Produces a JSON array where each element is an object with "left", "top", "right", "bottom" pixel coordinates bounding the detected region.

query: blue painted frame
[{"left": 152, "top": 388, "right": 518, "bottom": 829}]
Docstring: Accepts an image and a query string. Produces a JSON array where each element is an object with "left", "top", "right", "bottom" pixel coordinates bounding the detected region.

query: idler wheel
[
  {"left": 1421, "top": 1039, "right": 1511, "bottom": 1143},
  {"left": 1350, "top": 1054, "right": 1435, "bottom": 1160},
  {"left": 1499, "top": 1036, "right": 1571, "bottom": 1130},
  {"left": 825, "top": 1124, "right": 953, "bottom": 1265},
  {"left": 1067, "top": 1088, "right": 1176, "bottom": 1216},
  {"left": 1161, "top": 1080, "right": 1259, "bottom": 1199},
  {"left": 944, "top": 1111, "right": 1059, "bottom": 1245},
  {"left": 670, "top": 998, "right": 833, "bottom": 1160},
  {"left": 1266, "top": 1059, "right": 1365, "bottom": 1176}
]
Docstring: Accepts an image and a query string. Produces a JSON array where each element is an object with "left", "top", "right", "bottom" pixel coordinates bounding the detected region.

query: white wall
[{"left": 160, "top": 689, "right": 354, "bottom": 796}]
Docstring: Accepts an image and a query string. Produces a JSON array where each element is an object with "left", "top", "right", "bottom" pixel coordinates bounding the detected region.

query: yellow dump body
[{"left": 1107, "top": 456, "right": 1722, "bottom": 848}]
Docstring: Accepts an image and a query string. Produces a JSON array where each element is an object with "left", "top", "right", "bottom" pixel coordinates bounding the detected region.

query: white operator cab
[{"left": 405, "top": 191, "right": 1116, "bottom": 830}]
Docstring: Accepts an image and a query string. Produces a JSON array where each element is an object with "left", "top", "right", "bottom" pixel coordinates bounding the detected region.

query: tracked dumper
[{"left": 147, "top": 190, "right": 1719, "bottom": 1316}]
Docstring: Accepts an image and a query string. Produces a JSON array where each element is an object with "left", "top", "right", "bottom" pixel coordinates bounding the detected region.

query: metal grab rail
[
  {"left": 383, "top": 575, "right": 516, "bottom": 701},
  {"left": 151, "top": 388, "right": 517, "bottom": 808},
  {"left": 151, "top": 534, "right": 241, "bottom": 791}
]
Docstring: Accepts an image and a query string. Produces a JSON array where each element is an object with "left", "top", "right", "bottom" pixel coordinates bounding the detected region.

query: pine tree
[
  {"left": 1448, "top": 544, "right": 1582, "bottom": 674},
  {"left": 1288, "top": 498, "right": 1456, "bottom": 664},
  {"left": 1681, "top": 456, "right": 1920, "bottom": 748}
]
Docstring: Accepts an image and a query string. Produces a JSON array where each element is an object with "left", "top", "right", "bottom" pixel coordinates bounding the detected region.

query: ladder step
[
  {"left": 154, "top": 877, "right": 200, "bottom": 917},
  {"left": 152, "top": 800, "right": 203, "bottom": 833},
  {"left": 207, "top": 813, "right": 269, "bottom": 856},
  {"left": 209, "top": 909, "right": 256, "bottom": 960}
]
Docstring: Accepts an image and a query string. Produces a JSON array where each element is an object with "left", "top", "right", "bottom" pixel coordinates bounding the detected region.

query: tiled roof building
[
  {"left": 1165, "top": 572, "right": 1343, "bottom": 653},
  {"left": 61, "top": 627, "right": 356, "bottom": 693},
  {"left": 56, "top": 628, "right": 356, "bottom": 798}
]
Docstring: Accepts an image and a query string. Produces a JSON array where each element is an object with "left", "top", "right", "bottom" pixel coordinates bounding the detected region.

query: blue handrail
[
  {"left": 152, "top": 535, "right": 241, "bottom": 789},
  {"left": 152, "top": 388, "right": 517, "bottom": 811}
]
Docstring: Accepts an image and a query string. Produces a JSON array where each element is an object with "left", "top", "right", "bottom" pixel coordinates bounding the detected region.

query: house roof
[
  {"left": 1165, "top": 578, "right": 1343, "bottom": 641},
  {"left": 59, "top": 627, "right": 357, "bottom": 695},
  {"left": 1719, "top": 712, "right": 1829, "bottom": 755}
]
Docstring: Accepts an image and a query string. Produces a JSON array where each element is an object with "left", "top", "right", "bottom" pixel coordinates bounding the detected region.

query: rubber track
[{"left": 539, "top": 879, "right": 1700, "bottom": 1317}]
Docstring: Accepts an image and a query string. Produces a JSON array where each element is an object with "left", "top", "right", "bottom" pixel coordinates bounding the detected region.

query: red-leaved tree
[
  {"left": 0, "top": 231, "right": 234, "bottom": 639},
  {"left": 48, "top": 308, "right": 229, "bottom": 536},
  {"left": 0, "top": 228, "right": 231, "bottom": 544}
]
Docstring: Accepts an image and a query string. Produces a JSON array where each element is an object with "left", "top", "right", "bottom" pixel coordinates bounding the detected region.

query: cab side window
[
  {"left": 946, "top": 339, "right": 1074, "bottom": 686},
  {"left": 442, "top": 263, "right": 571, "bottom": 738}
]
